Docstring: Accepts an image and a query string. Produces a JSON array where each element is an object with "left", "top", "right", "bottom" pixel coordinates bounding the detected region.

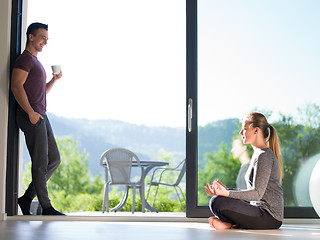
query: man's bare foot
[{"left": 208, "top": 217, "right": 232, "bottom": 230}]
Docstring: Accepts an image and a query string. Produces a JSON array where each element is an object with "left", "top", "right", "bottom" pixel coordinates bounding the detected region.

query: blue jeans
[
  {"left": 209, "top": 196, "right": 282, "bottom": 229},
  {"left": 16, "top": 113, "right": 60, "bottom": 209}
]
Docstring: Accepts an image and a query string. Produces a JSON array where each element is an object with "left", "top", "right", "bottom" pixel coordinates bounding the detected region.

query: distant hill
[{"left": 22, "top": 113, "right": 239, "bottom": 174}]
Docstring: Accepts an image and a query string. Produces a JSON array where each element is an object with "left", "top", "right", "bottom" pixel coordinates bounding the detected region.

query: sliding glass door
[
  {"left": 186, "top": 0, "right": 320, "bottom": 218},
  {"left": 8, "top": 0, "right": 186, "bottom": 215}
]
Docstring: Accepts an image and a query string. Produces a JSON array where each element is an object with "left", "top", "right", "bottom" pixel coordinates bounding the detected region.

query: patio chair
[
  {"left": 146, "top": 159, "right": 186, "bottom": 212},
  {"left": 100, "top": 148, "right": 144, "bottom": 214}
]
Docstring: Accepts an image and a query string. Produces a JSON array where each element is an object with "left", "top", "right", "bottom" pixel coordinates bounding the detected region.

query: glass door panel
[
  {"left": 197, "top": 0, "right": 320, "bottom": 213},
  {"left": 21, "top": 0, "right": 186, "bottom": 214}
]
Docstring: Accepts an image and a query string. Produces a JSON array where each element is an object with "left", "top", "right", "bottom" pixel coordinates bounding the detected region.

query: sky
[
  {"left": 198, "top": 0, "right": 320, "bottom": 125},
  {"left": 25, "top": 0, "right": 320, "bottom": 127}
]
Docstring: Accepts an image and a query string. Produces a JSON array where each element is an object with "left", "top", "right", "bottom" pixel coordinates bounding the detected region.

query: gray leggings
[
  {"left": 17, "top": 113, "right": 60, "bottom": 209},
  {"left": 209, "top": 196, "right": 282, "bottom": 229}
]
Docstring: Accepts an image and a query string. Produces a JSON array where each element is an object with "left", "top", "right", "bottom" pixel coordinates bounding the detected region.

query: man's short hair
[{"left": 26, "top": 22, "right": 48, "bottom": 44}]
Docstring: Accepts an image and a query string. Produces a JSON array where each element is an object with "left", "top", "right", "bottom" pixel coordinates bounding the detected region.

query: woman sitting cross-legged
[{"left": 204, "top": 112, "right": 283, "bottom": 230}]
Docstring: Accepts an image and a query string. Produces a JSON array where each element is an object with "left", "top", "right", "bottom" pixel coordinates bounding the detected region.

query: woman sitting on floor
[{"left": 204, "top": 112, "right": 283, "bottom": 230}]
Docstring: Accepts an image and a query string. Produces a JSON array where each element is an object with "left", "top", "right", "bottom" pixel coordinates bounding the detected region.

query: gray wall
[{"left": 0, "top": 0, "right": 11, "bottom": 221}]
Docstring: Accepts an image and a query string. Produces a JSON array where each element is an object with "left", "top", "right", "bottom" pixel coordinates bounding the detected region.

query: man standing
[{"left": 11, "top": 22, "right": 64, "bottom": 215}]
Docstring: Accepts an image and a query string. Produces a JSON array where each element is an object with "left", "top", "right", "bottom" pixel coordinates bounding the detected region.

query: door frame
[
  {"left": 185, "top": 0, "right": 210, "bottom": 218},
  {"left": 6, "top": 0, "right": 23, "bottom": 216}
]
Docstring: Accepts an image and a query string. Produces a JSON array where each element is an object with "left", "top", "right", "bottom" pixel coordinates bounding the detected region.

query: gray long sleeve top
[{"left": 229, "top": 148, "right": 284, "bottom": 221}]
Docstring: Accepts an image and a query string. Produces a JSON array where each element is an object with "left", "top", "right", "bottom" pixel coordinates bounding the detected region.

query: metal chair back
[
  {"left": 100, "top": 148, "right": 141, "bottom": 184},
  {"left": 100, "top": 148, "right": 143, "bottom": 213}
]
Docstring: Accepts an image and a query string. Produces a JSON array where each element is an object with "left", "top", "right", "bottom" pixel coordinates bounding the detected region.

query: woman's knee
[{"left": 209, "top": 196, "right": 227, "bottom": 214}]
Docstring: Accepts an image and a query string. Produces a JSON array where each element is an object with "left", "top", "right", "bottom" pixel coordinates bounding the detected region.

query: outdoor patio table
[{"left": 103, "top": 160, "right": 169, "bottom": 213}]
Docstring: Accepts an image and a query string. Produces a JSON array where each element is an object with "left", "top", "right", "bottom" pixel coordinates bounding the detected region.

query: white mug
[{"left": 51, "top": 65, "right": 61, "bottom": 74}]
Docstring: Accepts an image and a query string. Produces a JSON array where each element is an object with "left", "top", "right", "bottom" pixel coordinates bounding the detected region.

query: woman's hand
[
  {"left": 213, "top": 180, "right": 230, "bottom": 197},
  {"left": 204, "top": 182, "right": 215, "bottom": 195},
  {"left": 216, "top": 179, "right": 228, "bottom": 190}
]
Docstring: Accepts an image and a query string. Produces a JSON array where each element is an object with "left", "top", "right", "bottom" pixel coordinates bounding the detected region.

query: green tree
[{"left": 198, "top": 143, "right": 240, "bottom": 206}]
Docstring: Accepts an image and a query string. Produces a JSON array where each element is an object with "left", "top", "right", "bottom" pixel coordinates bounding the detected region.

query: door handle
[{"left": 188, "top": 98, "right": 193, "bottom": 132}]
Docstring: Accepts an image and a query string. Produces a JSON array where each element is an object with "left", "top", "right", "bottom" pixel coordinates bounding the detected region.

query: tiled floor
[{"left": 2, "top": 213, "right": 320, "bottom": 240}]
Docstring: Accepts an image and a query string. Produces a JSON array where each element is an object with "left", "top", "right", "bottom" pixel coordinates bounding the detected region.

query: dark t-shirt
[{"left": 14, "top": 50, "right": 47, "bottom": 115}]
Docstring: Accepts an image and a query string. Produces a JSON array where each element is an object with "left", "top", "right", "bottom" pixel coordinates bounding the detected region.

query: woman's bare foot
[{"left": 208, "top": 217, "right": 232, "bottom": 230}]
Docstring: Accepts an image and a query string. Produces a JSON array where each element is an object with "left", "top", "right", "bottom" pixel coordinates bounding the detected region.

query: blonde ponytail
[{"left": 268, "top": 125, "right": 283, "bottom": 183}]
